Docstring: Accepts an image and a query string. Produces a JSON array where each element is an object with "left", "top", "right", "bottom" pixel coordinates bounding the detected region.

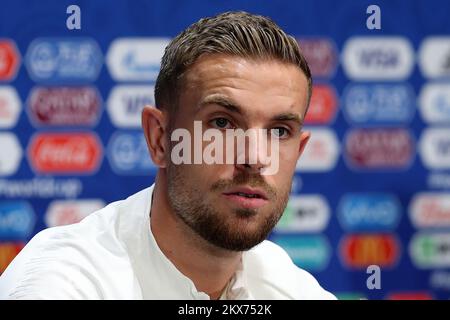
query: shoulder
[
  {"left": 0, "top": 201, "right": 136, "bottom": 299},
  {"left": 244, "top": 240, "right": 336, "bottom": 300}
]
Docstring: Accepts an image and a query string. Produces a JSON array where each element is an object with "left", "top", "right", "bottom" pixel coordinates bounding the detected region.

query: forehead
[{"left": 180, "top": 54, "right": 309, "bottom": 116}]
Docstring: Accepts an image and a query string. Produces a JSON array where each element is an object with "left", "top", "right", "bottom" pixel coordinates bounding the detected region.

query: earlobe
[{"left": 142, "top": 105, "right": 167, "bottom": 168}]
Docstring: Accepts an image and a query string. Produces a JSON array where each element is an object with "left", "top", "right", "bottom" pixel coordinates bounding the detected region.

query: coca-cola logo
[
  {"left": 28, "top": 133, "right": 102, "bottom": 174},
  {"left": 28, "top": 86, "right": 101, "bottom": 126}
]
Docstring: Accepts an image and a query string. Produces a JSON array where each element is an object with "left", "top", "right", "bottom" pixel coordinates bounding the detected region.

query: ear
[
  {"left": 142, "top": 105, "right": 168, "bottom": 168},
  {"left": 298, "top": 131, "right": 311, "bottom": 157}
]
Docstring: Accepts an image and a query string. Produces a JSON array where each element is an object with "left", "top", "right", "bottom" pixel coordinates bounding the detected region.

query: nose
[{"left": 233, "top": 129, "right": 271, "bottom": 174}]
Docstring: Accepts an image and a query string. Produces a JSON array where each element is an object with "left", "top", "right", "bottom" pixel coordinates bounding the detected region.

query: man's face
[{"left": 166, "top": 54, "right": 310, "bottom": 251}]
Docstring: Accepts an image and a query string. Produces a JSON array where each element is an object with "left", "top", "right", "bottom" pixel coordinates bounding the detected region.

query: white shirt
[{"left": 0, "top": 184, "right": 336, "bottom": 300}]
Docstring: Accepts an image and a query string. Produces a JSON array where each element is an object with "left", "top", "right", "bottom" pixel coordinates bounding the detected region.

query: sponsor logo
[
  {"left": 27, "top": 86, "right": 101, "bottom": 126},
  {"left": 0, "top": 178, "right": 82, "bottom": 199},
  {"left": 418, "top": 37, "right": 450, "bottom": 79},
  {"left": 107, "top": 85, "right": 155, "bottom": 128},
  {"left": 386, "top": 292, "right": 433, "bottom": 300},
  {"left": 338, "top": 193, "right": 400, "bottom": 232},
  {"left": 430, "top": 270, "right": 450, "bottom": 291},
  {"left": 343, "top": 83, "right": 415, "bottom": 125},
  {"left": 28, "top": 132, "right": 102, "bottom": 174},
  {"left": 0, "top": 133, "right": 22, "bottom": 176},
  {"left": 334, "top": 293, "right": 367, "bottom": 300},
  {"left": 296, "top": 38, "right": 337, "bottom": 78},
  {"left": 409, "top": 193, "right": 450, "bottom": 229},
  {"left": 106, "top": 38, "right": 170, "bottom": 81},
  {"left": 25, "top": 38, "right": 102, "bottom": 82},
  {"left": 428, "top": 173, "right": 450, "bottom": 190},
  {"left": 0, "top": 86, "right": 21, "bottom": 129},
  {"left": 410, "top": 232, "right": 450, "bottom": 269},
  {"left": 271, "top": 235, "right": 331, "bottom": 271},
  {"left": 0, "top": 202, "right": 35, "bottom": 240},
  {"left": 342, "top": 37, "right": 414, "bottom": 80},
  {"left": 419, "top": 83, "right": 450, "bottom": 124},
  {"left": 0, "top": 39, "right": 21, "bottom": 81},
  {"left": 344, "top": 128, "right": 414, "bottom": 170},
  {"left": 45, "top": 199, "right": 105, "bottom": 227},
  {"left": 275, "top": 195, "right": 330, "bottom": 233},
  {"left": 340, "top": 234, "right": 400, "bottom": 269},
  {"left": 304, "top": 84, "right": 338, "bottom": 125},
  {"left": 107, "top": 131, "right": 157, "bottom": 175},
  {"left": 296, "top": 128, "right": 339, "bottom": 172},
  {"left": 0, "top": 242, "right": 24, "bottom": 273},
  {"left": 419, "top": 128, "right": 450, "bottom": 170}
]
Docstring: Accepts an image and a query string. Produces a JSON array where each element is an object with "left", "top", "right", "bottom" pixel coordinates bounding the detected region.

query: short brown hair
[{"left": 154, "top": 11, "right": 312, "bottom": 114}]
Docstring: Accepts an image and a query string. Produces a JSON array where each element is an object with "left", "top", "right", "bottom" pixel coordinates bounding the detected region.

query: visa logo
[
  {"left": 123, "top": 95, "right": 153, "bottom": 114},
  {"left": 342, "top": 37, "right": 414, "bottom": 80},
  {"left": 359, "top": 49, "right": 399, "bottom": 67},
  {"left": 107, "top": 85, "right": 155, "bottom": 128}
]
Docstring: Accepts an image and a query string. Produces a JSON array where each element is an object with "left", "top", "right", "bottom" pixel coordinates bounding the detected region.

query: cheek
[{"left": 278, "top": 144, "right": 300, "bottom": 170}]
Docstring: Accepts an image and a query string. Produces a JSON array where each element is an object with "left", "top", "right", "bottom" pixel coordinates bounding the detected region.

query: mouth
[
  {"left": 223, "top": 186, "right": 268, "bottom": 199},
  {"left": 222, "top": 187, "right": 269, "bottom": 209}
]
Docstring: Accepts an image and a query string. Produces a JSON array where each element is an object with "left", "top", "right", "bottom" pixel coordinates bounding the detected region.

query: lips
[
  {"left": 223, "top": 187, "right": 268, "bottom": 200},
  {"left": 222, "top": 186, "right": 269, "bottom": 210}
]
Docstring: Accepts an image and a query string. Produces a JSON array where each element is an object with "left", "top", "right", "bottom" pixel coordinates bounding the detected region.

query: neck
[{"left": 150, "top": 170, "right": 242, "bottom": 300}]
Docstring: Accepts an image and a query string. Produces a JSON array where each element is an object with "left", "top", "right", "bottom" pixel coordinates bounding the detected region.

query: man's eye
[
  {"left": 271, "top": 127, "right": 289, "bottom": 138},
  {"left": 211, "top": 118, "right": 233, "bottom": 129}
]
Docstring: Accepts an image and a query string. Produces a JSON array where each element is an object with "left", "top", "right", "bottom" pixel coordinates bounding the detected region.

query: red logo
[
  {"left": 305, "top": 84, "right": 338, "bottom": 124},
  {"left": 340, "top": 234, "right": 399, "bottom": 268},
  {"left": 0, "top": 242, "right": 24, "bottom": 273},
  {"left": 0, "top": 40, "right": 21, "bottom": 81},
  {"left": 387, "top": 292, "right": 433, "bottom": 300},
  {"left": 28, "top": 133, "right": 102, "bottom": 174},
  {"left": 28, "top": 86, "right": 101, "bottom": 126},
  {"left": 345, "top": 128, "right": 414, "bottom": 169},
  {"left": 297, "top": 38, "right": 337, "bottom": 78}
]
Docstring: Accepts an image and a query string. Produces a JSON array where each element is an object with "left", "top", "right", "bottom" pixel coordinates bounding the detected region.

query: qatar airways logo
[{"left": 170, "top": 121, "right": 280, "bottom": 175}]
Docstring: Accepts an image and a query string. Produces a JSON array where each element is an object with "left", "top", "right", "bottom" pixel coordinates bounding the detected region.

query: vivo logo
[{"left": 338, "top": 193, "right": 401, "bottom": 232}]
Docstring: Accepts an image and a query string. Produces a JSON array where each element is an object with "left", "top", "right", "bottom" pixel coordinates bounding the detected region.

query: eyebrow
[
  {"left": 199, "top": 94, "right": 304, "bottom": 127},
  {"left": 199, "top": 95, "right": 243, "bottom": 114}
]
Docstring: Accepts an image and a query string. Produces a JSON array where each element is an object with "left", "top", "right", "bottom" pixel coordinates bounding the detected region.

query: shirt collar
[{"left": 119, "top": 184, "right": 253, "bottom": 300}]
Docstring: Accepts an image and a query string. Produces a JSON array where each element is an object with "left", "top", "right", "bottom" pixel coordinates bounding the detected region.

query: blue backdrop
[{"left": 1, "top": 0, "right": 450, "bottom": 300}]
